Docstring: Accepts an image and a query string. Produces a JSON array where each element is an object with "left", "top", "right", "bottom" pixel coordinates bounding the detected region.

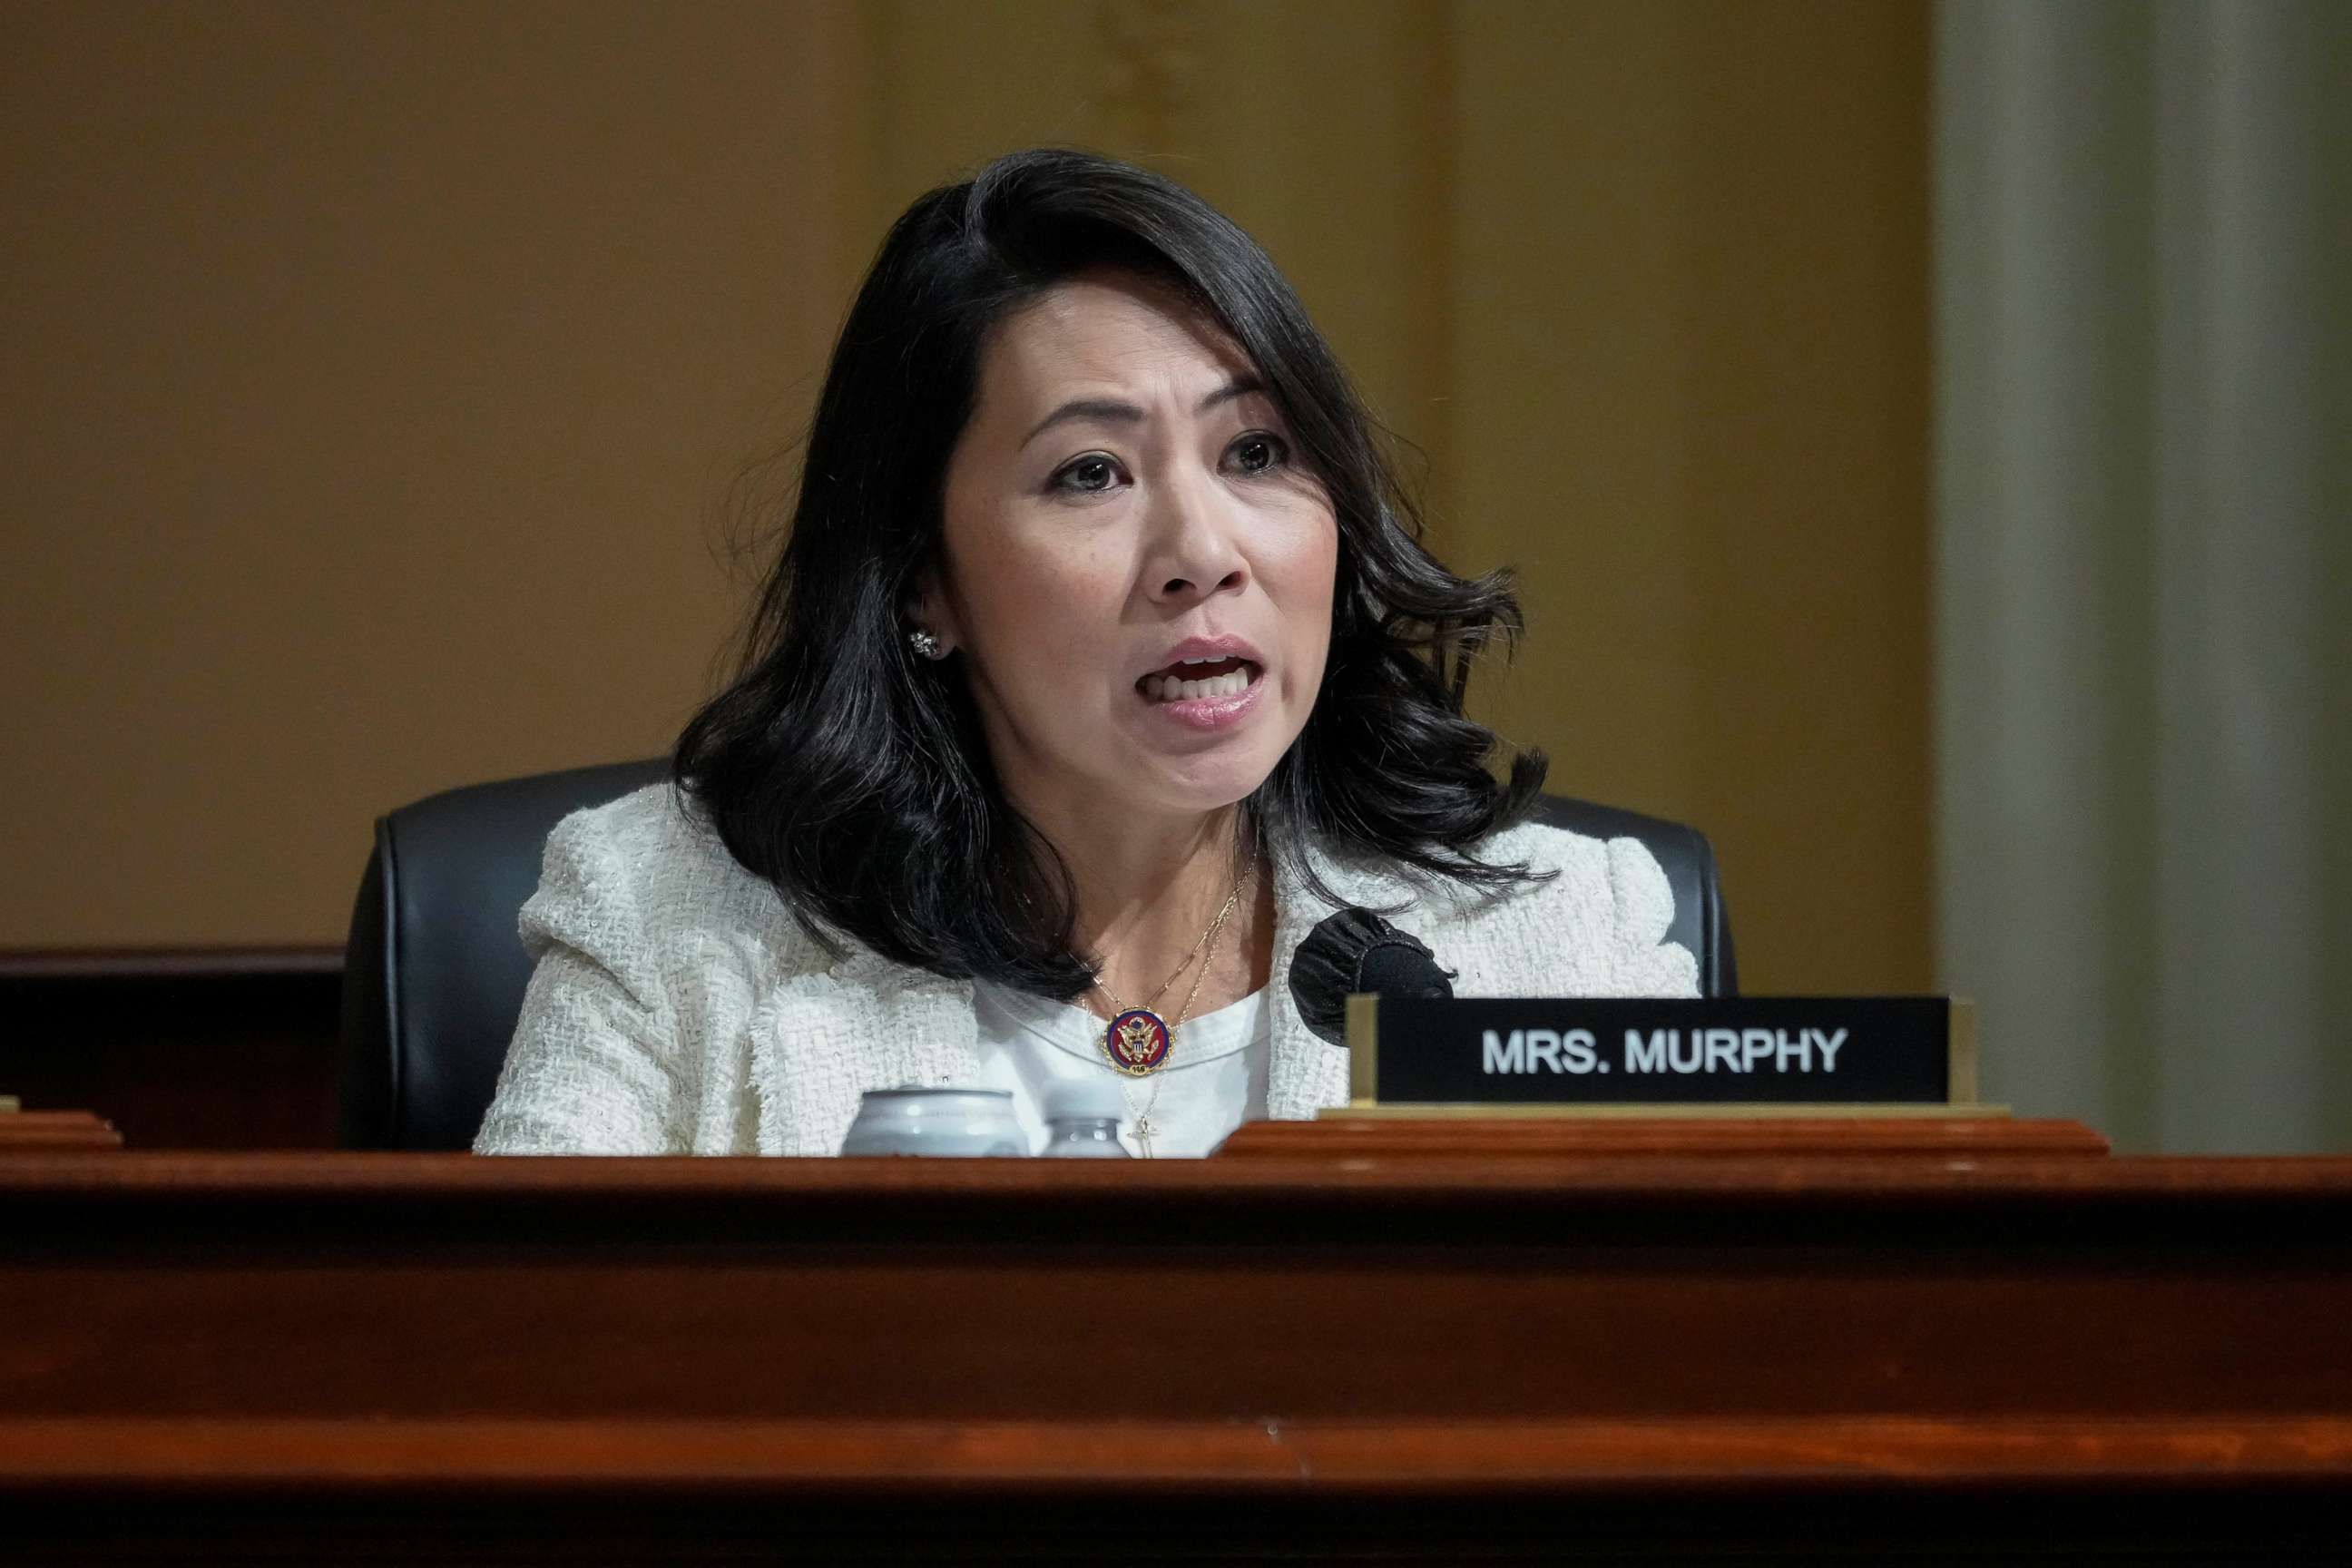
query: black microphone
[{"left": 1288, "top": 907, "right": 1455, "bottom": 1047}]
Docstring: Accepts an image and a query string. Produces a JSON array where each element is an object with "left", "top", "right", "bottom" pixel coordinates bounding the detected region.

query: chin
[{"left": 1143, "top": 751, "right": 1286, "bottom": 817}]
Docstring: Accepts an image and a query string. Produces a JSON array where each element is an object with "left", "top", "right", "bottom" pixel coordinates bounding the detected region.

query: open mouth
[{"left": 1135, "top": 656, "right": 1262, "bottom": 703}]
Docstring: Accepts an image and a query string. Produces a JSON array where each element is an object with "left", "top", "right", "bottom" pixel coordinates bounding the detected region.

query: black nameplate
[{"left": 1346, "top": 996, "right": 1973, "bottom": 1108}]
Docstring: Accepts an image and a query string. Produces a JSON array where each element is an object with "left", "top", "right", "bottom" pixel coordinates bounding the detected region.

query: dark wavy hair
[{"left": 675, "top": 148, "right": 1546, "bottom": 1000}]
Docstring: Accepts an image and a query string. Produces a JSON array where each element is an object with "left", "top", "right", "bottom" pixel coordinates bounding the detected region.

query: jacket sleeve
[{"left": 473, "top": 808, "right": 685, "bottom": 1154}]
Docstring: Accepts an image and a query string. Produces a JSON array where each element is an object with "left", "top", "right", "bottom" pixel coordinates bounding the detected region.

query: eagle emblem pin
[{"left": 1103, "top": 1008, "right": 1173, "bottom": 1076}]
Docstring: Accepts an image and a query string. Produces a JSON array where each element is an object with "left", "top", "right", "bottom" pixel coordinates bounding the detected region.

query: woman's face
[{"left": 929, "top": 271, "right": 1338, "bottom": 829}]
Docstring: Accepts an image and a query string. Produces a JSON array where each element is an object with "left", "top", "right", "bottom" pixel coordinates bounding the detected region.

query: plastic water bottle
[{"left": 1039, "top": 1080, "right": 1132, "bottom": 1159}]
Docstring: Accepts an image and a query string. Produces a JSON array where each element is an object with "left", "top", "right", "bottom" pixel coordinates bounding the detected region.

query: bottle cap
[{"left": 1043, "top": 1078, "right": 1127, "bottom": 1124}]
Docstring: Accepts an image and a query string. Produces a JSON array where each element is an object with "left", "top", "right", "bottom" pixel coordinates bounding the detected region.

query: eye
[
  {"left": 1049, "top": 453, "right": 1128, "bottom": 495},
  {"left": 1225, "top": 431, "right": 1290, "bottom": 475}
]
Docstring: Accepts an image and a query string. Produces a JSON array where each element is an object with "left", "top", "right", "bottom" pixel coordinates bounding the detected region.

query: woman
[{"left": 475, "top": 149, "right": 1696, "bottom": 1158}]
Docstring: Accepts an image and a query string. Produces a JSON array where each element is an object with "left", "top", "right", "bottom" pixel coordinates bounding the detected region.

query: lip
[
  {"left": 1136, "top": 632, "right": 1268, "bottom": 684},
  {"left": 1139, "top": 667, "right": 1267, "bottom": 733}
]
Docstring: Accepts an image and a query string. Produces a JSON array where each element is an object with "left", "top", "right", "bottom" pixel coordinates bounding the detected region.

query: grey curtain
[{"left": 1934, "top": 0, "right": 2352, "bottom": 1152}]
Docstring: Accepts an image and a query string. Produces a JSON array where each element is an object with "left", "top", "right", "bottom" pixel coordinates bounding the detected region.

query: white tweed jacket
[{"left": 473, "top": 784, "right": 1700, "bottom": 1155}]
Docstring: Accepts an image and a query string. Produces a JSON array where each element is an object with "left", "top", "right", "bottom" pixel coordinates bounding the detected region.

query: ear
[{"left": 906, "top": 565, "right": 961, "bottom": 655}]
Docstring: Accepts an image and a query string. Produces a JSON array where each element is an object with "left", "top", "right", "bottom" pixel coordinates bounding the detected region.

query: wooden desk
[
  {"left": 0, "top": 1109, "right": 121, "bottom": 1151},
  {"left": 3, "top": 1137, "right": 2347, "bottom": 1562},
  {"left": 0, "top": 948, "right": 341, "bottom": 1149}
]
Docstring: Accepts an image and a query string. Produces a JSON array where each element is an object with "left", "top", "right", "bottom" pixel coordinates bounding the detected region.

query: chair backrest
[
  {"left": 338, "top": 765, "right": 1736, "bottom": 1150},
  {"left": 338, "top": 760, "right": 668, "bottom": 1150}
]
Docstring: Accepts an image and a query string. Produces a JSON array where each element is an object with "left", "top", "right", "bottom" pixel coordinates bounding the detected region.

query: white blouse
[{"left": 971, "top": 980, "right": 1271, "bottom": 1158}]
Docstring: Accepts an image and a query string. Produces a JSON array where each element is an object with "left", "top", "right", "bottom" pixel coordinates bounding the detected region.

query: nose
[{"left": 1142, "top": 467, "right": 1249, "bottom": 607}]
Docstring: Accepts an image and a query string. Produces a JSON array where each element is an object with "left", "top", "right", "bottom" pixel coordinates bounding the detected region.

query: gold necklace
[
  {"left": 1095, "top": 863, "right": 1252, "bottom": 1082},
  {"left": 1110, "top": 875, "right": 1248, "bottom": 1158}
]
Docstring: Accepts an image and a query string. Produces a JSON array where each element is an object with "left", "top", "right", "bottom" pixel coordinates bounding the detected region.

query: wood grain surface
[
  {"left": 3, "top": 1141, "right": 2347, "bottom": 1561},
  {"left": 0, "top": 1109, "right": 121, "bottom": 1151},
  {"left": 1222, "top": 1114, "right": 2112, "bottom": 1159}
]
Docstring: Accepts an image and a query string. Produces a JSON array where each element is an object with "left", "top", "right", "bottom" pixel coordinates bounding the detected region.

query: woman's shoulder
[
  {"left": 1310, "top": 816, "right": 1665, "bottom": 913},
  {"left": 485, "top": 783, "right": 809, "bottom": 1157},
  {"left": 1306, "top": 817, "right": 1696, "bottom": 996},
  {"left": 525, "top": 781, "right": 822, "bottom": 979},
  {"left": 1465, "top": 818, "right": 1697, "bottom": 995},
  {"left": 1475, "top": 817, "right": 1677, "bottom": 920},
  {"left": 534, "top": 780, "right": 755, "bottom": 911}
]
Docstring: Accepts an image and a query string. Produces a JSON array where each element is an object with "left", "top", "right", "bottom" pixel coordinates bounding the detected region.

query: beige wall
[
  {"left": 1446, "top": 3, "right": 1934, "bottom": 994},
  {"left": 2, "top": 2, "right": 864, "bottom": 946},
  {"left": 2, "top": 1, "right": 1930, "bottom": 994}
]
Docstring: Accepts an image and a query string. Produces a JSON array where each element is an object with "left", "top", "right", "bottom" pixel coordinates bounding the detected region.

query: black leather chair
[
  {"left": 338, "top": 764, "right": 1736, "bottom": 1150},
  {"left": 338, "top": 760, "right": 671, "bottom": 1150}
]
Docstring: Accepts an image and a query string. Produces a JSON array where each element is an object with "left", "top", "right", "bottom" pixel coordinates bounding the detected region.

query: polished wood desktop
[
  {"left": 3, "top": 1121, "right": 2347, "bottom": 1563},
  {"left": 0, "top": 1108, "right": 121, "bottom": 1151}
]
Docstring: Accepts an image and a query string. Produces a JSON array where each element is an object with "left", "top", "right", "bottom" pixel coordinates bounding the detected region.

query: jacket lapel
[{"left": 750, "top": 946, "right": 979, "bottom": 1155}]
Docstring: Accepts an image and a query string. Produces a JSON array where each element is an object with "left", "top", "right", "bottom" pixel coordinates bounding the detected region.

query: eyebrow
[{"left": 1019, "top": 375, "right": 1267, "bottom": 449}]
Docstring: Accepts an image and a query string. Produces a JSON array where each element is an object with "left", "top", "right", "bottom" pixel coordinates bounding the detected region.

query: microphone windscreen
[{"left": 1288, "top": 906, "right": 1455, "bottom": 1046}]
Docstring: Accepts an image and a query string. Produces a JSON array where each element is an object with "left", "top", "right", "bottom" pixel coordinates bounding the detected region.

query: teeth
[{"left": 1150, "top": 668, "right": 1251, "bottom": 702}]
